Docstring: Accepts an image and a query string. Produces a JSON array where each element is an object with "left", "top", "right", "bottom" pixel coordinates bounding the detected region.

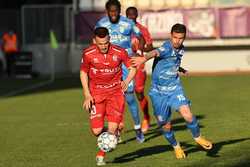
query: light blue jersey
[
  {"left": 151, "top": 40, "right": 184, "bottom": 94},
  {"left": 149, "top": 40, "right": 190, "bottom": 124},
  {"left": 96, "top": 15, "right": 141, "bottom": 56}
]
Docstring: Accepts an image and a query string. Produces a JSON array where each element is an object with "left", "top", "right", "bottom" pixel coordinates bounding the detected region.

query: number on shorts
[
  {"left": 90, "top": 105, "right": 97, "bottom": 115},
  {"left": 177, "top": 94, "right": 185, "bottom": 101}
]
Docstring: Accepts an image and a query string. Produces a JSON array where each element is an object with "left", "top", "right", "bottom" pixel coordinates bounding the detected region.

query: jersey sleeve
[
  {"left": 156, "top": 41, "right": 173, "bottom": 59},
  {"left": 120, "top": 49, "right": 131, "bottom": 68},
  {"left": 80, "top": 52, "right": 90, "bottom": 73},
  {"left": 95, "top": 17, "right": 105, "bottom": 28},
  {"left": 131, "top": 21, "right": 141, "bottom": 37},
  {"left": 141, "top": 27, "right": 153, "bottom": 45}
]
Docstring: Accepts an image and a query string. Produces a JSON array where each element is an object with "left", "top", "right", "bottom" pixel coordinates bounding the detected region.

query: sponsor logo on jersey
[
  {"left": 91, "top": 67, "right": 120, "bottom": 74},
  {"left": 96, "top": 81, "right": 120, "bottom": 89},
  {"left": 91, "top": 67, "right": 98, "bottom": 74},
  {"left": 111, "top": 34, "right": 126, "bottom": 42},
  {"left": 152, "top": 84, "right": 177, "bottom": 92}
]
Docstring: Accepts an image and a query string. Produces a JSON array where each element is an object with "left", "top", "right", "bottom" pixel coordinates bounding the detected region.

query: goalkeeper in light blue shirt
[{"left": 131, "top": 23, "right": 213, "bottom": 159}]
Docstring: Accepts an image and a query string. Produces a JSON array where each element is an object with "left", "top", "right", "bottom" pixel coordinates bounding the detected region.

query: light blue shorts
[{"left": 149, "top": 88, "right": 190, "bottom": 125}]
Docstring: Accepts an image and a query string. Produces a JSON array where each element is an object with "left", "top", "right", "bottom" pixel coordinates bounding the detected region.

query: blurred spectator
[{"left": 1, "top": 30, "right": 19, "bottom": 76}]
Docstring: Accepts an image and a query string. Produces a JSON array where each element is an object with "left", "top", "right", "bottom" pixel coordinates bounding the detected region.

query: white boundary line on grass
[
  {"left": 1, "top": 50, "right": 56, "bottom": 98},
  {"left": 1, "top": 79, "right": 54, "bottom": 97}
]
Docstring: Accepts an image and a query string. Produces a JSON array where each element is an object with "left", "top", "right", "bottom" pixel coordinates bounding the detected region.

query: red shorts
[
  {"left": 89, "top": 91, "right": 125, "bottom": 129},
  {"left": 135, "top": 65, "right": 147, "bottom": 93}
]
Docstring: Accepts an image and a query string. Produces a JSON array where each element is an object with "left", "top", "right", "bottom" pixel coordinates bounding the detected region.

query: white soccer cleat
[{"left": 96, "top": 156, "right": 106, "bottom": 166}]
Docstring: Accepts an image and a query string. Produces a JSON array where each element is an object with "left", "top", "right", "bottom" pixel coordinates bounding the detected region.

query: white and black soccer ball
[{"left": 97, "top": 132, "right": 118, "bottom": 152}]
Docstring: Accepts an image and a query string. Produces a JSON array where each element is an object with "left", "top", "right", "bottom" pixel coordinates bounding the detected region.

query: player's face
[
  {"left": 107, "top": 5, "right": 120, "bottom": 23},
  {"left": 126, "top": 9, "right": 137, "bottom": 23},
  {"left": 171, "top": 32, "right": 185, "bottom": 49},
  {"left": 95, "top": 35, "right": 110, "bottom": 54}
]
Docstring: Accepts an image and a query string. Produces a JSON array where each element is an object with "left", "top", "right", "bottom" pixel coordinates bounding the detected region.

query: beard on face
[{"left": 109, "top": 15, "right": 120, "bottom": 24}]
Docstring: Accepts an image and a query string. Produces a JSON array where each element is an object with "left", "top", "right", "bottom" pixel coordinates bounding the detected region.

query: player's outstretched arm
[
  {"left": 121, "top": 66, "right": 136, "bottom": 92},
  {"left": 131, "top": 49, "right": 159, "bottom": 67},
  {"left": 80, "top": 71, "right": 94, "bottom": 111}
]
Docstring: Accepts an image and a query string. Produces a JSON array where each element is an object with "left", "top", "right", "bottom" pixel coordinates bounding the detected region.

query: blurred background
[{"left": 0, "top": 0, "right": 250, "bottom": 80}]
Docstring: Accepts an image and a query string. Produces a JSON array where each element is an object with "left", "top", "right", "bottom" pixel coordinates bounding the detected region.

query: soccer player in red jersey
[
  {"left": 126, "top": 6, "right": 154, "bottom": 133},
  {"left": 80, "top": 27, "right": 136, "bottom": 166}
]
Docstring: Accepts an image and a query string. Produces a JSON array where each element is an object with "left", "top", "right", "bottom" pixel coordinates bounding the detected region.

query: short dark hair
[
  {"left": 126, "top": 6, "right": 138, "bottom": 16},
  {"left": 171, "top": 23, "right": 186, "bottom": 34},
  {"left": 94, "top": 27, "right": 109, "bottom": 38},
  {"left": 105, "top": 0, "right": 121, "bottom": 11}
]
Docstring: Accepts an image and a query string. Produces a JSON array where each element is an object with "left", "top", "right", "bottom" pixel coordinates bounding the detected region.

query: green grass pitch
[{"left": 0, "top": 75, "right": 250, "bottom": 167}]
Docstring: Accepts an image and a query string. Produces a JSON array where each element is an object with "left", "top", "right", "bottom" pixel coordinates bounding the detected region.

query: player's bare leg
[
  {"left": 95, "top": 122, "right": 119, "bottom": 166},
  {"left": 92, "top": 128, "right": 106, "bottom": 166},
  {"left": 161, "top": 122, "right": 186, "bottom": 159},
  {"left": 117, "top": 121, "right": 124, "bottom": 143},
  {"left": 179, "top": 105, "right": 213, "bottom": 150}
]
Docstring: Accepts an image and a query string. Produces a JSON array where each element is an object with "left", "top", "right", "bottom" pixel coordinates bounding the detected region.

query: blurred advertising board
[{"left": 75, "top": 7, "right": 250, "bottom": 42}]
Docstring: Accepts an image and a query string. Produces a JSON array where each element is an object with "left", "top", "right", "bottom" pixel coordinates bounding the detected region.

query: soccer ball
[{"left": 97, "top": 132, "right": 118, "bottom": 152}]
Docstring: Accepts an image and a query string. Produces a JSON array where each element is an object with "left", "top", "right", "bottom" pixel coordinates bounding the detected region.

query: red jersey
[
  {"left": 131, "top": 22, "right": 153, "bottom": 52},
  {"left": 80, "top": 44, "right": 131, "bottom": 95}
]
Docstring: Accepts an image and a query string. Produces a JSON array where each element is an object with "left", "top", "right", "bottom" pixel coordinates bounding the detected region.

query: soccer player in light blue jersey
[
  {"left": 131, "top": 23, "right": 212, "bottom": 159},
  {"left": 96, "top": 0, "right": 145, "bottom": 144}
]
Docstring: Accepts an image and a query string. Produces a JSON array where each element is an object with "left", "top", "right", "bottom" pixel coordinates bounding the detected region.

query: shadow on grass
[
  {"left": 185, "top": 137, "right": 250, "bottom": 158},
  {"left": 229, "top": 158, "right": 250, "bottom": 167},
  {"left": 112, "top": 137, "right": 250, "bottom": 164},
  {"left": 112, "top": 144, "right": 172, "bottom": 163},
  {"left": 122, "top": 115, "right": 204, "bottom": 144}
]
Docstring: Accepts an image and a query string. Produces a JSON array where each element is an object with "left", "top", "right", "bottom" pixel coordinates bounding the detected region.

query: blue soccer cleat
[{"left": 135, "top": 129, "right": 145, "bottom": 143}]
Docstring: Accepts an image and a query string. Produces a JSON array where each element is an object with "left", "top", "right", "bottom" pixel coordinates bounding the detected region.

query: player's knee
[
  {"left": 125, "top": 93, "right": 136, "bottom": 104},
  {"left": 118, "top": 122, "right": 124, "bottom": 131},
  {"left": 161, "top": 122, "right": 172, "bottom": 132},
  {"left": 179, "top": 105, "right": 193, "bottom": 122}
]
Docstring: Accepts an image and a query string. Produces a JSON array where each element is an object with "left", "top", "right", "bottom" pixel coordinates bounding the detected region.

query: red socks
[
  {"left": 96, "top": 149, "right": 105, "bottom": 157},
  {"left": 139, "top": 96, "right": 149, "bottom": 120}
]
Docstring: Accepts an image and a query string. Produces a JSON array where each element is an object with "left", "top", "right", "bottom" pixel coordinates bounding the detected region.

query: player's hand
[
  {"left": 178, "top": 67, "right": 189, "bottom": 76},
  {"left": 121, "top": 80, "right": 129, "bottom": 92},
  {"left": 131, "top": 56, "right": 146, "bottom": 68},
  {"left": 83, "top": 95, "right": 94, "bottom": 112}
]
